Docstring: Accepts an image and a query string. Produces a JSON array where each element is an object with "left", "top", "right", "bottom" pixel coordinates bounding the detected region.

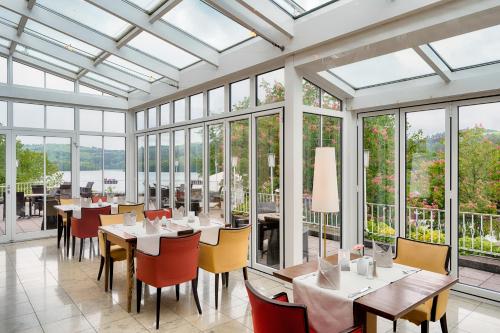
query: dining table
[
  {"left": 273, "top": 254, "right": 458, "bottom": 333},
  {"left": 99, "top": 218, "right": 226, "bottom": 312}
]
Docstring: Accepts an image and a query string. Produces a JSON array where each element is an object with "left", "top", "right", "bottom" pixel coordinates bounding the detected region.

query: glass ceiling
[
  {"left": 127, "top": 31, "right": 199, "bottom": 69},
  {"left": 24, "top": 20, "right": 102, "bottom": 58},
  {"left": 0, "top": 7, "right": 21, "bottom": 28},
  {"left": 0, "top": 36, "right": 10, "bottom": 48},
  {"left": 329, "top": 48, "right": 435, "bottom": 89},
  {"left": 125, "top": 0, "right": 165, "bottom": 13},
  {"left": 430, "top": 24, "right": 500, "bottom": 70},
  {"left": 161, "top": 0, "right": 253, "bottom": 51},
  {"left": 103, "top": 55, "right": 162, "bottom": 82},
  {"left": 273, "top": 0, "right": 337, "bottom": 17},
  {"left": 85, "top": 72, "right": 133, "bottom": 92},
  {"left": 16, "top": 45, "right": 80, "bottom": 73},
  {"left": 36, "top": 0, "right": 132, "bottom": 39}
]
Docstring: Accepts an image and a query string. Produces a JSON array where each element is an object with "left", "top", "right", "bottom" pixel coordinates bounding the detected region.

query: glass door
[{"left": 0, "top": 130, "right": 12, "bottom": 242}]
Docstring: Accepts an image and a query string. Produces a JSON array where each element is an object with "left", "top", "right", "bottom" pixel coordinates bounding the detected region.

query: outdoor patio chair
[{"left": 80, "top": 182, "right": 94, "bottom": 198}]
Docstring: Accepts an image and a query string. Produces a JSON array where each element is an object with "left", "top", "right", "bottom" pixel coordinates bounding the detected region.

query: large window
[
  {"left": 137, "top": 136, "right": 145, "bottom": 203},
  {"left": 46, "top": 106, "right": 74, "bottom": 130},
  {"left": 229, "top": 119, "right": 250, "bottom": 227},
  {"left": 81, "top": 109, "right": 125, "bottom": 133},
  {"left": 208, "top": 86, "right": 224, "bottom": 115},
  {"left": 190, "top": 93, "right": 203, "bottom": 120},
  {"left": 174, "top": 99, "right": 186, "bottom": 123},
  {"left": 230, "top": 79, "right": 250, "bottom": 111},
  {"left": 190, "top": 127, "right": 204, "bottom": 214},
  {"left": 208, "top": 124, "right": 224, "bottom": 221},
  {"left": 80, "top": 135, "right": 103, "bottom": 194},
  {"left": 45, "top": 73, "right": 74, "bottom": 92},
  {"left": 160, "top": 103, "right": 170, "bottom": 126},
  {"left": 148, "top": 107, "right": 157, "bottom": 128},
  {"left": 0, "top": 101, "right": 7, "bottom": 126},
  {"left": 257, "top": 68, "right": 285, "bottom": 106},
  {"left": 0, "top": 56, "right": 6, "bottom": 83},
  {"left": 303, "top": 79, "right": 342, "bottom": 111},
  {"left": 12, "top": 61, "right": 75, "bottom": 91},
  {"left": 148, "top": 135, "right": 157, "bottom": 209},
  {"left": 136, "top": 111, "right": 145, "bottom": 131},
  {"left": 160, "top": 133, "right": 170, "bottom": 209},
  {"left": 13, "top": 103, "right": 44, "bottom": 128},
  {"left": 81, "top": 109, "right": 103, "bottom": 132},
  {"left": 174, "top": 130, "right": 185, "bottom": 210}
]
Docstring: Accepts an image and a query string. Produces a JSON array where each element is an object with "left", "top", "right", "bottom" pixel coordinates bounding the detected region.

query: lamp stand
[{"left": 323, "top": 213, "right": 327, "bottom": 258}]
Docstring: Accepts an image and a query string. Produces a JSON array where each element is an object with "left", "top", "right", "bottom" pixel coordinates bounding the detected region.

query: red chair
[
  {"left": 144, "top": 208, "right": 172, "bottom": 220},
  {"left": 245, "top": 281, "right": 362, "bottom": 333},
  {"left": 136, "top": 231, "right": 202, "bottom": 329},
  {"left": 71, "top": 206, "right": 111, "bottom": 261},
  {"left": 91, "top": 195, "right": 107, "bottom": 203}
]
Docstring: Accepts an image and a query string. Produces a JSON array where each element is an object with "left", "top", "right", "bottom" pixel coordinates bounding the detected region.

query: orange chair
[
  {"left": 144, "top": 208, "right": 172, "bottom": 220},
  {"left": 71, "top": 206, "right": 111, "bottom": 261},
  {"left": 246, "top": 281, "right": 362, "bottom": 333},
  {"left": 91, "top": 195, "right": 107, "bottom": 203},
  {"left": 136, "top": 231, "right": 202, "bottom": 329}
]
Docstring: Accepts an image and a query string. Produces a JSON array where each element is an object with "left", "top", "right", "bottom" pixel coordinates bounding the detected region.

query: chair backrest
[
  {"left": 98, "top": 214, "right": 125, "bottom": 254},
  {"left": 394, "top": 237, "right": 450, "bottom": 274},
  {"left": 31, "top": 184, "right": 44, "bottom": 194},
  {"left": 213, "top": 225, "right": 251, "bottom": 272},
  {"left": 86, "top": 182, "right": 94, "bottom": 189},
  {"left": 118, "top": 203, "right": 145, "bottom": 220},
  {"left": 136, "top": 231, "right": 201, "bottom": 287},
  {"left": 59, "top": 198, "right": 75, "bottom": 206},
  {"left": 91, "top": 195, "right": 107, "bottom": 203},
  {"left": 79, "top": 206, "right": 112, "bottom": 235},
  {"left": 144, "top": 209, "right": 172, "bottom": 220},
  {"left": 245, "top": 281, "right": 309, "bottom": 333}
]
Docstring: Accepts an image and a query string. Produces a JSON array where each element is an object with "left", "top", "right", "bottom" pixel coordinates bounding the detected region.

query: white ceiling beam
[
  {"left": 84, "top": 0, "right": 219, "bottom": 66},
  {"left": 313, "top": 71, "right": 355, "bottom": 99},
  {"left": 235, "top": 0, "right": 294, "bottom": 38},
  {"left": 9, "top": 41, "right": 17, "bottom": 55},
  {"left": 149, "top": 0, "right": 182, "bottom": 23},
  {"left": 0, "top": 25, "right": 151, "bottom": 93},
  {"left": 116, "top": 27, "right": 142, "bottom": 49},
  {"left": 93, "top": 52, "right": 110, "bottom": 66},
  {"left": 76, "top": 69, "right": 88, "bottom": 80},
  {"left": 205, "top": 0, "right": 289, "bottom": 50},
  {"left": 413, "top": 44, "right": 451, "bottom": 83},
  {"left": 0, "top": 0, "right": 179, "bottom": 81},
  {"left": 17, "top": 16, "right": 28, "bottom": 36}
]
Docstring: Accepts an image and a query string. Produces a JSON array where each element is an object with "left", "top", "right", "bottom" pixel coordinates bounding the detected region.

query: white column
[
  {"left": 284, "top": 56, "right": 303, "bottom": 266},
  {"left": 126, "top": 110, "right": 135, "bottom": 202}
]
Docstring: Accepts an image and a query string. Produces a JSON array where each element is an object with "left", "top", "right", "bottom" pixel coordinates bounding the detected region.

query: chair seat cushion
[
  {"left": 402, "top": 299, "right": 432, "bottom": 324},
  {"left": 110, "top": 245, "right": 127, "bottom": 261}
]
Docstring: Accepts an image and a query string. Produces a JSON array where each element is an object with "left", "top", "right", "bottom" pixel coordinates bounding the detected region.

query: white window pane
[
  {"left": 46, "top": 73, "right": 74, "bottom": 92},
  {"left": 160, "top": 103, "right": 170, "bottom": 126},
  {"left": 16, "top": 45, "right": 80, "bottom": 72},
  {"left": 104, "top": 112, "right": 125, "bottom": 133},
  {"left": 46, "top": 106, "right": 74, "bottom": 130},
  {"left": 162, "top": 0, "right": 252, "bottom": 51},
  {"left": 174, "top": 99, "right": 185, "bottom": 123},
  {"left": 257, "top": 68, "right": 285, "bottom": 105},
  {"left": 104, "top": 55, "right": 162, "bottom": 82},
  {"left": 272, "top": 0, "right": 331, "bottom": 17},
  {"left": 136, "top": 111, "right": 145, "bottom": 130},
  {"left": 0, "top": 7, "right": 21, "bottom": 27},
  {"left": 84, "top": 72, "right": 132, "bottom": 92},
  {"left": 126, "top": 0, "right": 165, "bottom": 12},
  {"left": 430, "top": 24, "right": 500, "bottom": 70},
  {"left": 13, "top": 62, "right": 44, "bottom": 88},
  {"left": 80, "top": 109, "right": 103, "bottom": 132},
  {"left": 190, "top": 93, "right": 203, "bottom": 119},
  {"left": 37, "top": 0, "right": 131, "bottom": 39},
  {"left": 80, "top": 135, "right": 103, "bottom": 194},
  {"left": 0, "top": 57, "right": 6, "bottom": 83},
  {"left": 208, "top": 87, "right": 224, "bottom": 115},
  {"left": 79, "top": 84, "right": 103, "bottom": 95},
  {"left": 13, "top": 103, "right": 44, "bottom": 128},
  {"left": 0, "top": 37, "right": 10, "bottom": 48},
  {"left": 0, "top": 101, "right": 7, "bottom": 126},
  {"left": 329, "top": 49, "right": 434, "bottom": 89},
  {"left": 230, "top": 79, "right": 250, "bottom": 111},
  {"left": 148, "top": 107, "right": 157, "bottom": 128},
  {"left": 104, "top": 136, "right": 126, "bottom": 195},
  {"left": 127, "top": 31, "right": 199, "bottom": 69}
]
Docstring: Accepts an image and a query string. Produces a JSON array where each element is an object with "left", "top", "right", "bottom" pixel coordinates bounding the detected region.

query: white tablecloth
[
  {"left": 70, "top": 203, "right": 119, "bottom": 219},
  {"left": 293, "top": 262, "right": 419, "bottom": 333},
  {"left": 171, "top": 218, "right": 224, "bottom": 245}
]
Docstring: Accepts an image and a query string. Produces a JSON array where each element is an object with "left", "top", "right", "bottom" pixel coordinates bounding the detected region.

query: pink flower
[{"left": 353, "top": 244, "right": 364, "bottom": 251}]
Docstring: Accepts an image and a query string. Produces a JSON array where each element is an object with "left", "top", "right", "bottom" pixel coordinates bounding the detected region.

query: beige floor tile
[
  {"left": 0, "top": 313, "right": 40, "bottom": 333},
  {"left": 35, "top": 303, "right": 82, "bottom": 325},
  {"left": 95, "top": 317, "right": 148, "bottom": 333},
  {"left": 203, "top": 319, "right": 252, "bottom": 333},
  {"left": 42, "top": 314, "right": 93, "bottom": 333}
]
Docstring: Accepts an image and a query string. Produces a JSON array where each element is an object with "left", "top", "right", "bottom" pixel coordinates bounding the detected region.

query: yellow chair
[
  {"left": 198, "top": 225, "right": 251, "bottom": 309},
  {"left": 98, "top": 214, "right": 127, "bottom": 290},
  {"left": 393, "top": 237, "right": 451, "bottom": 333},
  {"left": 118, "top": 203, "right": 145, "bottom": 221}
]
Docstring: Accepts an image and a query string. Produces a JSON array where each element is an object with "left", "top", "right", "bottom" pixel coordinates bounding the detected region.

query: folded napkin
[
  {"left": 372, "top": 240, "right": 393, "bottom": 268},
  {"left": 198, "top": 213, "right": 210, "bottom": 226},
  {"left": 123, "top": 212, "right": 136, "bottom": 226},
  {"left": 172, "top": 206, "right": 185, "bottom": 220},
  {"left": 316, "top": 257, "right": 340, "bottom": 290},
  {"left": 145, "top": 217, "right": 161, "bottom": 234}
]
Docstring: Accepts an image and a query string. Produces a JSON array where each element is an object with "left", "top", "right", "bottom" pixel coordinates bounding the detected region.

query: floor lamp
[{"left": 312, "top": 147, "right": 340, "bottom": 258}]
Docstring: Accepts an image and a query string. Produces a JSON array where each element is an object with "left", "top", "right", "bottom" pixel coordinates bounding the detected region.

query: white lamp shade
[{"left": 311, "top": 147, "right": 340, "bottom": 213}]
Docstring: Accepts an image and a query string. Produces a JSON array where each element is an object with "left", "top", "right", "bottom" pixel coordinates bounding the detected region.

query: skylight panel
[
  {"left": 0, "top": 37, "right": 10, "bottom": 48},
  {"left": 36, "top": 0, "right": 132, "bottom": 39},
  {"left": 85, "top": 72, "right": 133, "bottom": 92},
  {"left": 161, "top": 0, "right": 253, "bottom": 51},
  {"left": 273, "top": 0, "right": 335, "bottom": 17},
  {"left": 329, "top": 48, "right": 435, "bottom": 89},
  {"left": 24, "top": 20, "right": 102, "bottom": 58},
  {"left": 103, "top": 55, "right": 162, "bottom": 82},
  {"left": 430, "top": 24, "right": 500, "bottom": 70},
  {"left": 0, "top": 7, "right": 21, "bottom": 27},
  {"left": 125, "top": 0, "right": 166, "bottom": 13},
  {"left": 16, "top": 45, "right": 80, "bottom": 72},
  {"left": 127, "top": 31, "right": 199, "bottom": 69}
]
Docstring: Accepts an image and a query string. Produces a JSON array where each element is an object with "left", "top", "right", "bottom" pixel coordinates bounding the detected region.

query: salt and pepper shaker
[{"left": 367, "top": 258, "right": 374, "bottom": 279}]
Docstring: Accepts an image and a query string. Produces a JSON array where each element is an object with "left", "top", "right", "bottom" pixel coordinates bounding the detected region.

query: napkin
[
  {"left": 372, "top": 240, "right": 393, "bottom": 268},
  {"left": 145, "top": 218, "right": 161, "bottom": 234},
  {"left": 316, "top": 257, "right": 340, "bottom": 290},
  {"left": 172, "top": 206, "right": 185, "bottom": 220},
  {"left": 123, "top": 212, "right": 136, "bottom": 226},
  {"left": 198, "top": 213, "right": 210, "bottom": 226}
]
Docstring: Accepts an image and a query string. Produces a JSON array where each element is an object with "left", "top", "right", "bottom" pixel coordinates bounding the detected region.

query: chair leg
[
  {"left": 136, "top": 279, "right": 142, "bottom": 313},
  {"left": 421, "top": 320, "right": 429, "bottom": 333},
  {"left": 57, "top": 219, "right": 62, "bottom": 248},
  {"left": 221, "top": 272, "right": 225, "bottom": 286},
  {"left": 215, "top": 273, "right": 219, "bottom": 310},
  {"left": 156, "top": 287, "right": 162, "bottom": 329},
  {"left": 79, "top": 238, "right": 84, "bottom": 262},
  {"left": 89, "top": 238, "right": 93, "bottom": 256},
  {"left": 72, "top": 236, "right": 76, "bottom": 256},
  {"left": 393, "top": 320, "right": 397, "bottom": 332},
  {"left": 192, "top": 278, "right": 202, "bottom": 315},
  {"left": 439, "top": 314, "right": 448, "bottom": 333},
  {"left": 225, "top": 272, "right": 229, "bottom": 288},
  {"left": 242, "top": 267, "right": 248, "bottom": 280},
  {"left": 97, "top": 256, "right": 104, "bottom": 281},
  {"left": 175, "top": 284, "right": 180, "bottom": 301},
  {"left": 109, "top": 258, "right": 114, "bottom": 290}
]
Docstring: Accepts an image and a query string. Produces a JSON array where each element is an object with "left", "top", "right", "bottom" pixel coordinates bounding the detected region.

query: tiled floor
[{"left": 1, "top": 238, "right": 499, "bottom": 333}]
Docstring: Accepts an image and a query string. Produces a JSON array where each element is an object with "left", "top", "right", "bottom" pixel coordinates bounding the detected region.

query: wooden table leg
[
  {"left": 65, "top": 211, "right": 72, "bottom": 257},
  {"left": 104, "top": 235, "right": 110, "bottom": 292},
  {"left": 354, "top": 307, "right": 377, "bottom": 333},
  {"left": 126, "top": 243, "right": 134, "bottom": 312}
]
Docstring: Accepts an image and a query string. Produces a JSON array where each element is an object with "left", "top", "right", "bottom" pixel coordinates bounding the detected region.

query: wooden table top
[{"left": 273, "top": 255, "right": 458, "bottom": 321}]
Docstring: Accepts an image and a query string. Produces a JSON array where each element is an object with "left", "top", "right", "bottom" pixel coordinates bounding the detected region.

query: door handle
[{"left": 6, "top": 185, "right": 10, "bottom": 195}]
